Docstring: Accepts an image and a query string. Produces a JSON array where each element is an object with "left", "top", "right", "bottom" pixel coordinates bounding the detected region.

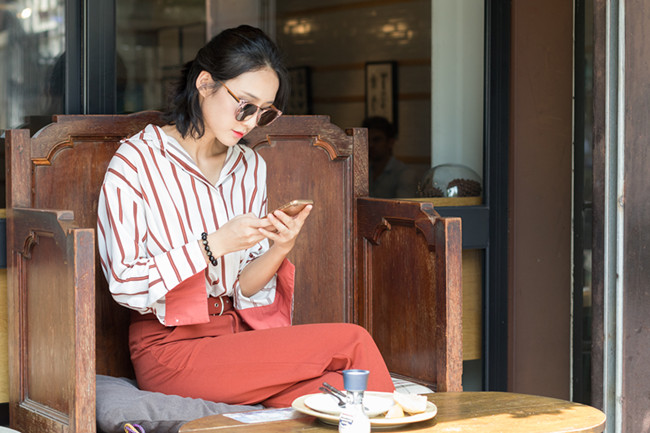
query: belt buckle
[{"left": 213, "top": 296, "right": 227, "bottom": 316}]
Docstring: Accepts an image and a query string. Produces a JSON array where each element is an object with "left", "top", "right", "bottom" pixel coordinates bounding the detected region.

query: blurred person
[{"left": 363, "top": 116, "right": 417, "bottom": 198}]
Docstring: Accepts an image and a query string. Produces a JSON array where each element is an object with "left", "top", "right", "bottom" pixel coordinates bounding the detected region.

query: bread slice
[
  {"left": 384, "top": 403, "right": 405, "bottom": 419},
  {"left": 392, "top": 391, "right": 428, "bottom": 414}
]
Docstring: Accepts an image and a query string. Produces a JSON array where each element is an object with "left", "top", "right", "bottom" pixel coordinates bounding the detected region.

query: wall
[
  {"left": 207, "top": 0, "right": 275, "bottom": 39},
  {"left": 431, "top": 0, "right": 484, "bottom": 178},
  {"left": 508, "top": 0, "right": 573, "bottom": 398}
]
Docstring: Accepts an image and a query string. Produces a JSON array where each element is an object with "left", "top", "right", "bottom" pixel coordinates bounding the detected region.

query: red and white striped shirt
[{"left": 97, "top": 124, "right": 277, "bottom": 325}]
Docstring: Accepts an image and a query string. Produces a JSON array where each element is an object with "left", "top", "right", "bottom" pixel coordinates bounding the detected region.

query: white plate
[
  {"left": 304, "top": 392, "right": 395, "bottom": 417},
  {"left": 292, "top": 392, "right": 438, "bottom": 429}
]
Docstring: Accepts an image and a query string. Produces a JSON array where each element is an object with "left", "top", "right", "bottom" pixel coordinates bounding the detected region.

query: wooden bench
[{"left": 5, "top": 112, "right": 462, "bottom": 433}]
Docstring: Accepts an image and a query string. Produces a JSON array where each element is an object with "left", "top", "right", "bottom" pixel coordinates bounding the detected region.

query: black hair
[
  {"left": 362, "top": 116, "right": 397, "bottom": 139},
  {"left": 164, "top": 25, "right": 289, "bottom": 138}
]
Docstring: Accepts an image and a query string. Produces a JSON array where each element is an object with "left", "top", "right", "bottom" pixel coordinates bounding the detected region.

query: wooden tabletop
[{"left": 180, "top": 391, "right": 606, "bottom": 433}]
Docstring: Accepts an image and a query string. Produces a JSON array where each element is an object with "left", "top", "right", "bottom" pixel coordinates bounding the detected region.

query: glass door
[
  {"left": 116, "top": 0, "right": 206, "bottom": 113},
  {"left": 0, "top": 0, "right": 66, "bottom": 132}
]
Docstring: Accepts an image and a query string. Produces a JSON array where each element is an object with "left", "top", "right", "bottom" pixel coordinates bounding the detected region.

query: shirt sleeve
[
  {"left": 232, "top": 155, "right": 278, "bottom": 309},
  {"left": 97, "top": 176, "right": 207, "bottom": 315}
]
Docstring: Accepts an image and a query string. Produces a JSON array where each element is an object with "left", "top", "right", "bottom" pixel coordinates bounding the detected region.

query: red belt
[
  {"left": 207, "top": 295, "right": 233, "bottom": 316},
  {"left": 131, "top": 295, "right": 234, "bottom": 322}
]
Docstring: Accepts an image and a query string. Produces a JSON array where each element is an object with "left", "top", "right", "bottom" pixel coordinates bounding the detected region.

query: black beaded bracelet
[{"left": 201, "top": 232, "right": 218, "bottom": 266}]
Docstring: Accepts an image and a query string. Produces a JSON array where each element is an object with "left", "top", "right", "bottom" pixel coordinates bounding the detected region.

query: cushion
[
  {"left": 96, "top": 375, "right": 262, "bottom": 433},
  {"left": 96, "top": 374, "right": 433, "bottom": 433},
  {"left": 391, "top": 376, "right": 435, "bottom": 394}
]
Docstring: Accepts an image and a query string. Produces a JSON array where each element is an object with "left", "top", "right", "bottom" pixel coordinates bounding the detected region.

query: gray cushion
[{"left": 96, "top": 375, "right": 263, "bottom": 433}]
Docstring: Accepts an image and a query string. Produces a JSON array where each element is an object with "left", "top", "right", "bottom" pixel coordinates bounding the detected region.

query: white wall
[
  {"left": 207, "top": 0, "right": 276, "bottom": 39},
  {"left": 431, "top": 0, "right": 484, "bottom": 178}
]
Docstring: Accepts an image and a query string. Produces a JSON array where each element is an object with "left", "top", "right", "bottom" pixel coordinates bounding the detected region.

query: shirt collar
[{"left": 144, "top": 124, "right": 245, "bottom": 187}]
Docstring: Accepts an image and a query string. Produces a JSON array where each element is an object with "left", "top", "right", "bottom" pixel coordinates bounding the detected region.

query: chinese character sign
[{"left": 365, "top": 62, "right": 396, "bottom": 126}]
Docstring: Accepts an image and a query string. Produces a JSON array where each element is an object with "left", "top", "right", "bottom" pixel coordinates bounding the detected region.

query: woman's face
[{"left": 198, "top": 67, "right": 280, "bottom": 148}]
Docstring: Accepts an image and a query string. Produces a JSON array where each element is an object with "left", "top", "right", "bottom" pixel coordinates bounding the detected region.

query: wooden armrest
[
  {"left": 355, "top": 198, "right": 463, "bottom": 392},
  {"left": 7, "top": 207, "right": 96, "bottom": 432}
]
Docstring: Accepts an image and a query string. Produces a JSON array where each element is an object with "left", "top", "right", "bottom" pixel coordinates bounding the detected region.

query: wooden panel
[
  {"left": 509, "top": 0, "right": 573, "bottom": 398},
  {"left": 247, "top": 115, "right": 367, "bottom": 324},
  {"left": 621, "top": 0, "right": 650, "bottom": 429},
  {"left": 8, "top": 209, "right": 95, "bottom": 433},
  {"left": 366, "top": 222, "right": 437, "bottom": 378},
  {"left": 406, "top": 199, "right": 483, "bottom": 361},
  {"left": 26, "top": 234, "right": 73, "bottom": 413},
  {"left": 257, "top": 137, "right": 349, "bottom": 324},
  {"left": 356, "top": 198, "right": 462, "bottom": 391}
]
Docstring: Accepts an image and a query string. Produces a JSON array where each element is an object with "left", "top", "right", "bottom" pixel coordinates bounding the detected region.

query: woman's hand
[
  {"left": 236, "top": 205, "right": 312, "bottom": 297},
  {"left": 205, "top": 213, "right": 269, "bottom": 259},
  {"left": 259, "top": 204, "right": 313, "bottom": 254}
]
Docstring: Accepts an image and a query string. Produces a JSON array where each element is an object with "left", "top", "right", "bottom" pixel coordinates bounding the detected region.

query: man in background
[{"left": 363, "top": 116, "right": 418, "bottom": 198}]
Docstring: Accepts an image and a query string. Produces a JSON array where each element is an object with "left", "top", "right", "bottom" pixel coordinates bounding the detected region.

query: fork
[
  {"left": 322, "top": 382, "right": 347, "bottom": 399},
  {"left": 322, "top": 382, "right": 371, "bottom": 412},
  {"left": 319, "top": 386, "right": 346, "bottom": 407}
]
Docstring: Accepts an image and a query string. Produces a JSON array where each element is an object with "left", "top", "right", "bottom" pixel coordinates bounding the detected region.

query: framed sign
[
  {"left": 365, "top": 61, "right": 397, "bottom": 128},
  {"left": 287, "top": 66, "right": 312, "bottom": 115}
]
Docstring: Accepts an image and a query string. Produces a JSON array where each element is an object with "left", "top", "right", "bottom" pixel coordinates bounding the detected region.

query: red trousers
[{"left": 129, "top": 303, "right": 394, "bottom": 408}]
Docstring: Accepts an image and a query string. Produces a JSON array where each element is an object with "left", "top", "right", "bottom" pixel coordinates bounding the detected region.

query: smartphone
[{"left": 273, "top": 199, "right": 314, "bottom": 217}]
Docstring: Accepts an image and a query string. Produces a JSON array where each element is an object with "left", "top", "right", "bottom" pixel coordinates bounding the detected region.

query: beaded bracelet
[{"left": 201, "top": 232, "right": 218, "bottom": 266}]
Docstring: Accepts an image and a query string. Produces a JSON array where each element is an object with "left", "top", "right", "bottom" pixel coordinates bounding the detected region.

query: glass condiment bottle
[{"left": 338, "top": 369, "right": 371, "bottom": 433}]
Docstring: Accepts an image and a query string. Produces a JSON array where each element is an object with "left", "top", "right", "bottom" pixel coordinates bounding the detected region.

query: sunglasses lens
[
  {"left": 235, "top": 103, "right": 259, "bottom": 121},
  {"left": 258, "top": 109, "right": 280, "bottom": 126}
]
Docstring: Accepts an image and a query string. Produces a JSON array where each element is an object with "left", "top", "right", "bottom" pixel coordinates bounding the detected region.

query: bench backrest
[{"left": 246, "top": 115, "right": 367, "bottom": 323}]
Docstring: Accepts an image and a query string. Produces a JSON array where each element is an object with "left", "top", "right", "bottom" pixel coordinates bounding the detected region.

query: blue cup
[{"left": 342, "top": 369, "right": 369, "bottom": 392}]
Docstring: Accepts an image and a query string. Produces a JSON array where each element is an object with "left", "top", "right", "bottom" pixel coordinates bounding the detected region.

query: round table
[
  {"left": 425, "top": 392, "right": 606, "bottom": 432},
  {"left": 180, "top": 391, "right": 606, "bottom": 433}
]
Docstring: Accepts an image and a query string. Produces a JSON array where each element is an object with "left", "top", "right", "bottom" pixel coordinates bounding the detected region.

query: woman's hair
[{"left": 164, "top": 25, "right": 289, "bottom": 138}]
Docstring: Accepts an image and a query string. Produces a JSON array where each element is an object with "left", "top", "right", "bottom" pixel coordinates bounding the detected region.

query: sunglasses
[{"left": 219, "top": 81, "right": 282, "bottom": 127}]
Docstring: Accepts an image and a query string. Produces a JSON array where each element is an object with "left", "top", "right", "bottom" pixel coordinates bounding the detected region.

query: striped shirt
[{"left": 97, "top": 124, "right": 277, "bottom": 325}]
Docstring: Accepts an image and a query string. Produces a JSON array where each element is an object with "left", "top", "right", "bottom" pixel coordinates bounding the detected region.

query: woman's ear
[{"left": 195, "top": 70, "right": 214, "bottom": 97}]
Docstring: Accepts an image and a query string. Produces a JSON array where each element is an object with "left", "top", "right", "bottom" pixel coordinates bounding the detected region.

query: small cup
[{"left": 342, "top": 369, "right": 370, "bottom": 392}]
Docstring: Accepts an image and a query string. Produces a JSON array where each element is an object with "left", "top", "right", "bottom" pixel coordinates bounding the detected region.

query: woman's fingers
[
  {"left": 220, "top": 213, "right": 270, "bottom": 249},
  {"left": 269, "top": 204, "right": 312, "bottom": 228},
  {"left": 262, "top": 205, "right": 312, "bottom": 241}
]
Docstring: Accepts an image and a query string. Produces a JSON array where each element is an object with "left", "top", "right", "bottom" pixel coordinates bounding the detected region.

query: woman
[{"left": 97, "top": 25, "right": 394, "bottom": 408}]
